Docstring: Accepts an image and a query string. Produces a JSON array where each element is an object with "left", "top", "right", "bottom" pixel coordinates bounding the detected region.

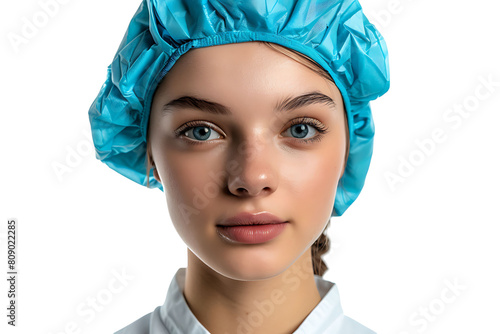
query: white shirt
[{"left": 115, "top": 268, "right": 376, "bottom": 334}]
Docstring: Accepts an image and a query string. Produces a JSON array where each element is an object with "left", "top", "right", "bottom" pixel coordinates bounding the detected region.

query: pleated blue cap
[{"left": 89, "top": 0, "right": 390, "bottom": 216}]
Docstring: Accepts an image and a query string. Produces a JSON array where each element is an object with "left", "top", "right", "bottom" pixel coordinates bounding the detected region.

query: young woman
[{"left": 88, "top": 0, "right": 390, "bottom": 333}]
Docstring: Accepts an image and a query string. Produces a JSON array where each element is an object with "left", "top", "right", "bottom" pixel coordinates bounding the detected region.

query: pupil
[
  {"left": 292, "top": 124, "right": 308, "bottom": 138},
  {"left": 194, "top": 126, "right": 210, "bottom": 140}
]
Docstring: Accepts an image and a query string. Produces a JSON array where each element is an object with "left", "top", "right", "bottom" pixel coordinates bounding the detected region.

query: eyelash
[
  {"left": 174, "top": 117, "right": 329, "bottom": 145},
  {"left": 287, "top": 117, "right": 329, "bottom": 143}
]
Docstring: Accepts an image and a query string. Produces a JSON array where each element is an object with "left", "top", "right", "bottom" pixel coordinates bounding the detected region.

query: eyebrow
[{"left": 161, "top": 91, "right": 336, "bottom": 116}]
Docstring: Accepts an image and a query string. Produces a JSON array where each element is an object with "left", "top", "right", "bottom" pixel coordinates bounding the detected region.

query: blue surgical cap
[{"left": 88, "top": 0, "right": 390, "bottom": 217}]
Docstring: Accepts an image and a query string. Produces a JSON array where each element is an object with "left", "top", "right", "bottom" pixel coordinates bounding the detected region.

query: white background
[{"left": 1, "top": 0, "right": 499, "bottom": 333}]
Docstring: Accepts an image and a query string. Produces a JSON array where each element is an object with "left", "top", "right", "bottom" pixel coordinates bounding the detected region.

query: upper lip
[{"left": 217, "top": 212, "right": 288, "bottom": 227}]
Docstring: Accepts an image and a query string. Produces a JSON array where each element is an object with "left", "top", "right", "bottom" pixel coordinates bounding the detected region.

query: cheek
[
  {"left": 284, "top": 140, "right": 345, "bottom": 238},
  {"left": 155, "top": 143, "right": 225, "bottom": 225}
]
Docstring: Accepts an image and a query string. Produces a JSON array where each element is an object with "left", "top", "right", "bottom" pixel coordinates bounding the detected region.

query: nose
[{"left": 227, "top": 135, "right": 278, "bottom": 197}]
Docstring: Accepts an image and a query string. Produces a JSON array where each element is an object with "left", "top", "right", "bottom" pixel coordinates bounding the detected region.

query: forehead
[{"left": 154, "top": 42, "right": 340, "bottom": 109}]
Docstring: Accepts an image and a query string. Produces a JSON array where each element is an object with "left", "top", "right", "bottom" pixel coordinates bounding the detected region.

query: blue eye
[
  {"left": 182, "top": 125, "right": 222, "bottom": 141},
  {"left": 281, "top": 117, "right": 329, "bottom": 144},
  {"left": 175, "top": 117, "right": 329, "bottom": 145},
  {"left": 283, "top": 123, "right": 317, "bottom": 140}
]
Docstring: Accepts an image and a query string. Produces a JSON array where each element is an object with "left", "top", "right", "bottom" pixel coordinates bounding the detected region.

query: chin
[{"left": 206, "top": 249, "right": 295, "bottom": 282}]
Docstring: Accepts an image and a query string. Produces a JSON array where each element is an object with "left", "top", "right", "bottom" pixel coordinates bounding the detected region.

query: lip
[
  {"left": 216, "top": 212, "right": 289, "bottom": 244},
  {"left": 217, "top": 211, "right": 287, "bottom": 227}
]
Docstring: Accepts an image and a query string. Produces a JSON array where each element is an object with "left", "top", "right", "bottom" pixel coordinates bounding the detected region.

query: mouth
[
  {"left": 216, "top": 223, "right": 288, "bottom": 244},
  {"left": 217, "top": 211, "right": 288, "bottom": 227},
  {"left": 216, "top": 211, "right": 289, "bottom": 244}
]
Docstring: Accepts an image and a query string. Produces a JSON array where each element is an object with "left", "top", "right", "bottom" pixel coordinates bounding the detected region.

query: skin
[{"left": 149, "top": 42, "right": 347, "bottom": 334}]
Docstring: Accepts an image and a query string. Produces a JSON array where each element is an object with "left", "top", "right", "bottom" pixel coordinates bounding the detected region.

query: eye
[
  {"left": 175, "top": 117, "right": 329, "bottom": 145},
  {"left": 175, "top": 121, "right": 223, "bottom": 143},
  {"left": 281, "top": 117, "right": 329, "bottom": 144},
  {"left": 283, "top": 123, "right": 317, "bottom": 139}
]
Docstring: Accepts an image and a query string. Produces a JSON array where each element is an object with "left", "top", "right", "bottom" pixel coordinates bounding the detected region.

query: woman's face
[{"left": 149, "top": 42, "right": 347, "bottom": 280}]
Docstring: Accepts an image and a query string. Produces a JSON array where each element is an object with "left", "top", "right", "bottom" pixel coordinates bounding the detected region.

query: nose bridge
[{"left": 227, "top": 129, "right": 278, "bottom": 196}]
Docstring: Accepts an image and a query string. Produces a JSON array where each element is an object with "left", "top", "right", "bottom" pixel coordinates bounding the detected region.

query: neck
[{"left": 184, "top": 248, "right": 322, "bottom": 334}]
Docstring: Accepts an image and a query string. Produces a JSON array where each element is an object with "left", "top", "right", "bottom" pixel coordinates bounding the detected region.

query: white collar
[{"left": 148, "top": 268, "right": 376, "bottom": 334}]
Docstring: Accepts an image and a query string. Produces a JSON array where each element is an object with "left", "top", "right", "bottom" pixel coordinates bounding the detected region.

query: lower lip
[{"left": 216, "top": 223, "right": 288, "bottom": 244}]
